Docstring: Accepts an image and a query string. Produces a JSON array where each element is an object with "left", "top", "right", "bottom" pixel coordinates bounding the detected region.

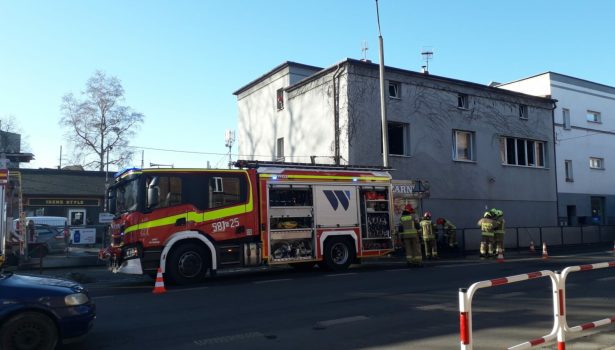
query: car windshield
[{"left": 114, "top": 178, "right": 140, "bottom": 214}]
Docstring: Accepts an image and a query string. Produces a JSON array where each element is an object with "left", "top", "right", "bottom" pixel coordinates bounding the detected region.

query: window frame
[
  {"left": 387, "top": 121, "right": 410, "bottom": 156},
  {"left": 452, "top": 130, "right": 475, "bottom": 162},
  {"left": 564, "top": 159, "right": 573, "bottom": 182},
  {"left": 586, "top": 110, "right": 601, "bottom": 123},
  {"left": 276, "top": 137, "right": 285, "bottom": 161},
  {"left": 388, "top": 81, "right": 401, "bottom": 99},
  {"left": 499, "top": 136, "right": 547, "bottom": 168},
  {"left": 589, "top": 157, "right": 604, "bottom": 170},
  {"left": 519, "top": 104, "right": 528, "bottom": 120},
  {"left": 562, "top": 108, "right": 571, "bottom": 130},
  {"left": 276, "top": 88, "right": 284, "bottom": 111},
  {"left": 457, "top": 93, "right": 469, "bottom": 109}
]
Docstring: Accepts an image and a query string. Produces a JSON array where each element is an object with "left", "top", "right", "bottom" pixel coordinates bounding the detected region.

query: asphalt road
[{"left": 58, "top": 249, "right": 615, "bottom": 350}]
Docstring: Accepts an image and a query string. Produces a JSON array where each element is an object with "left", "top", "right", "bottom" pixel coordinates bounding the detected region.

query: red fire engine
[{"left": 99, "top": 161, "right": 394, "bottom": 285}]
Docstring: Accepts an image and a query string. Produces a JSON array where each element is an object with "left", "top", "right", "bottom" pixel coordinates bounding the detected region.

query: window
[
  {"left": 499, "top": 136, "right": 546, "bottom": 168},
  {"left": 453, "top": 130, "right": 475, "bottom": 161},
  {"left": 565, "top": 160, "right": 573, "bottom": 182},
  {"left": 586, "top": 110, "right": 601, "bottom": 123},
  {"left": 457, "top": 93, "right": 469, "bottom": 109},
  {"left": 589, "top": 157, "right": 604, "bottom": 170},
  {"left": 519, "top": 104, "right": 528, "bottom": 120},
  {"left": 152, "top": 176, "right": 182, "bottom": 208},
  {"left": 387, "top": 122, "right": 410, "bottom": 156},
  {"left": 276, "top": 137, "right": 284, "bottom": 161},
  {"left": 562, "top": 108, "right": 571, "bottom": 130},
  {"left": 210, "top": 176, "right": 242, "bottom": 208},
  {"left": 388, "top": 81, "right": 400, "bottom": 99},
  {"left": 276, "top": 88, "right": 284, "bottom": 110}
]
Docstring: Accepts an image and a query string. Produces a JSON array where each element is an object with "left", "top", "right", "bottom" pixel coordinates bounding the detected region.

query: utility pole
[
  {"left": 375, "top": 0, "right": 389, "bottom": 167},
  {"left": 225, "top": 130, "right": 235, "bottom": 169}
]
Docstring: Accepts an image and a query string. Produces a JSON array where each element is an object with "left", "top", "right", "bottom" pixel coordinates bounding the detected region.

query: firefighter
[
  {"left": 399, "top": 208, "right": 422, "bottom": 267},
  {"left": 491, "top": 209, "right": 505, "bottom": 256},
  {"left": 477, "top": 211, "right": 496, "bottom": 258},
  {"left": 419, "top": 211, "right": 438, "bottom": 259},
  {"left": 436, "top": 217, "right": 458, "bottom": 248}
]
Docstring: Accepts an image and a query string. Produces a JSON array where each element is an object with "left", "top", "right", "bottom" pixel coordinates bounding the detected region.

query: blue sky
[{"left": 1, "top": 0, "right": 614, "bottom": 170}]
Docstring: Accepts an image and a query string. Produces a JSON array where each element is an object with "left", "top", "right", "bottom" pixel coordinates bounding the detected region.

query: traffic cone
[
  {"left": 152, "top": 268, "right": 166, "bottom": 294},
  {"left": 542, "top": 242, "right": 549, "bottom": 260},
  {"left": 496, "top": 250, "right": 505, "bottom": 263},
  {"left": 529, "top": 241, "right": 535, "bottom": 253}
]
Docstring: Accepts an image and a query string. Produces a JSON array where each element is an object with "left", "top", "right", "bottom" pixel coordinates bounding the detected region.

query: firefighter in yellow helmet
[
  {"left": 399, "top": 207, "right": 422, "bottom": 267},
  {"left": 420, "top": 211, "right": 438, "bottom": 259},
  {"left": 491, "top": 209, "right": 505, "bottom": 256},
  {"left": 477, "top": 211, "right": 496, "bottom": 258}
]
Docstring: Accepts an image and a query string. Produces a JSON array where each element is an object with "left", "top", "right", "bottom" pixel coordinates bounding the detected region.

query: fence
[
  {"left": 459, "top": 261, "right": 615, "bottom": 349},
  {"left": 457, "top": 225, "right": 615, "bottom": 255}
]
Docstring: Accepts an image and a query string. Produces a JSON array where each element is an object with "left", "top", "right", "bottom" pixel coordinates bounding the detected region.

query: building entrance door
[{"left": 590, "top": 197, "right": 605, "bottom": 225}]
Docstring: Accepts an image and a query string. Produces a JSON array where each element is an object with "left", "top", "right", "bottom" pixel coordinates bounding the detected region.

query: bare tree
[{"left": 60, "top": 71, "right": 144, "bottom": 171}]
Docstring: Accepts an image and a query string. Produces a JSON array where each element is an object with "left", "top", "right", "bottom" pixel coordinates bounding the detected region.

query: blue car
[{"left": 0, "top": 271, "right": 96, "bottom": 349}]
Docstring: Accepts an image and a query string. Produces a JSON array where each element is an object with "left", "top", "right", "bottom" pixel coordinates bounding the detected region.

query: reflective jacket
[
  {"left": 477, "top": 217, "right": 496, "bottom": 237},
  {"left": 419, "top": 219, "right": 435, "bottom": 239},
  {"left": 443, "top": 219, "right": 456, "bottom": 230},
  {"left": 400, "top": 215, "right": 418, "bottom": 235},
  {"left": 495, "top": 218, "right": 505, "bottom": 235}
]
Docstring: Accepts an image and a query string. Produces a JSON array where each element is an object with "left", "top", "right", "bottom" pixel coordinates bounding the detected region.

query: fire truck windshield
[{"left": 113, "top": 178, "right": 140, "bottom": 214}]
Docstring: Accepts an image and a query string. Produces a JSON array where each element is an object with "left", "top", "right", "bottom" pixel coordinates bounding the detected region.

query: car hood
[{"left": 0, "top": 273, "right": 84, "bottom": 296}]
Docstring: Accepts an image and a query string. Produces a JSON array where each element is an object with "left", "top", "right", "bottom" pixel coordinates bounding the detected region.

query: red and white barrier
[
  {"left": 460, "top": 261, "right": 615, "bottom": 350},
  {"left": 459, "top": 270, "right": 556, "bottom": 350}
]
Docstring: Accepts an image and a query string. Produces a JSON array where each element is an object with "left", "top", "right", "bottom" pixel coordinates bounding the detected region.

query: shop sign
[{"left": 28, "top": 198, "right": 100, "bottom": 207}]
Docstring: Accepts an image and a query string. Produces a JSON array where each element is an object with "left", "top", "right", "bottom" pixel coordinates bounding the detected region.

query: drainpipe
[
  {"left": 550, "top": 99, "right": 559, "bottom": 225},
  {"left": 332, "top": 64, "right": 343, "bottom": 165}
]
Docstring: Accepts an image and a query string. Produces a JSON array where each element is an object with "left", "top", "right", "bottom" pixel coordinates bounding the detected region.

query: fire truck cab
[{"left": 100, "top": 161, "right": 394, "bottom": 285}]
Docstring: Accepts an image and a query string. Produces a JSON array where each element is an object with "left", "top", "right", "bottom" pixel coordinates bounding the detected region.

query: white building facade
[
  {"left": 234, "top": 59, "right": 558, "bottom": 229},
  {"left": 498, "top": 73, "right": 615, "bottom": 225}
]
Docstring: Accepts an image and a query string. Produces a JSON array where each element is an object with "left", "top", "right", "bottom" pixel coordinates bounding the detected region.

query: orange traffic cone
[
  {"left": 529, "top": 241, "right": 535, "bottom": 253},
  {"left": 542, "top": 242, "right": 549, "bottom": 260},
  {"left": 496, "top": 250, "right": 505, "bottom": 263},
  {"left": 152, "top": 268, "right": 166, "bottom": 294}
]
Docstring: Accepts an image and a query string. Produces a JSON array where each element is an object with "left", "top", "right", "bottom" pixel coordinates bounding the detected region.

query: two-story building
[{"left": 234, "top": 59, "right": 558, "bottom": 228}]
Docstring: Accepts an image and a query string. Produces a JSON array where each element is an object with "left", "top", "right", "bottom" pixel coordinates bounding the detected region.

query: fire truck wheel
[
  {"left": 321, "top": 237, "right": 354, "bottom": 271},
  {"left": 166, "top": 243, "right": 209, "bottom": 285}
]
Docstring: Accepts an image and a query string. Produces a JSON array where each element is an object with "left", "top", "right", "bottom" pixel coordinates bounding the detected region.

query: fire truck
[{"left": 99, "top": 161, "right": 395, "bottom": 285}]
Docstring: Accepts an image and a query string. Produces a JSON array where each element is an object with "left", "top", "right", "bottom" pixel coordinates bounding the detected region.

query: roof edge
[{"left": 233, "top": 61, "right": 323, "bottom": 96}]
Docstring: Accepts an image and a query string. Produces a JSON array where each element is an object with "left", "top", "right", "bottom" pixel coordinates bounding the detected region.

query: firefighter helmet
[
  {"left": 423, "top": 211, "right": 432, "bottom": 218},
  {"left": 404, "top": 204, "right": 415, "bottom": 214},
  {"left": 436, "top": 218, "right": 445, "bottom": 225},
  {"left": 484, "top": 211, "right": 492, "bottom": 218}
]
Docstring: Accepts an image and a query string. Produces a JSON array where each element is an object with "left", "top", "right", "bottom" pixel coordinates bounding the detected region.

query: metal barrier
[{"left": 459, "top": 261, "right": 615, "bottom": 350}]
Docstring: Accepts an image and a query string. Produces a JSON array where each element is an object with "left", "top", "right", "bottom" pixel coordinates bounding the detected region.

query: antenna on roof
[
  {"left": 361, "top": 41, "right": 370, "bottom": 62},
  {"left": 421, "top": 47, "right": 433, "bottom": 74}
]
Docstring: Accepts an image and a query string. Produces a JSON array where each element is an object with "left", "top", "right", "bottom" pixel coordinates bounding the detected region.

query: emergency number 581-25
[{"left": 211, "top": 218, "right": 240, "bottom": 232}]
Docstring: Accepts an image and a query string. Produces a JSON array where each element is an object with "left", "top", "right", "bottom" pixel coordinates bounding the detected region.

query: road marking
[
  {"left": 92, "top": 295, "right": 114, "bottom": 300},
  {"left": 314, "top": 315, "right": 369, "bottom": 329},
  {"left": 416, "top": 304, "right": 455, "bottom": 311},
  {"left": 492, "top": 292, "right": 526, "bottom": 299},
  {"left": 193, "top": 331, "right": 264, "bottom": 346},
  {"left": 167, "top": 286, "right": 210, "bottom": 293},
  {"left": 253, "top": 278, "right": 292, "bottom": 284},
  {"left": 326, "top": 273, "right": 357, "bottom": 277},
  {"left": 597, "top": 276, "right": 615, "bottom": 282}
]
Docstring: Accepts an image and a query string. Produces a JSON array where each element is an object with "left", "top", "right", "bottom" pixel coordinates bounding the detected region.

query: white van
[{"left": 13, "top": 216, "right": 68, "bottom": 232}]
